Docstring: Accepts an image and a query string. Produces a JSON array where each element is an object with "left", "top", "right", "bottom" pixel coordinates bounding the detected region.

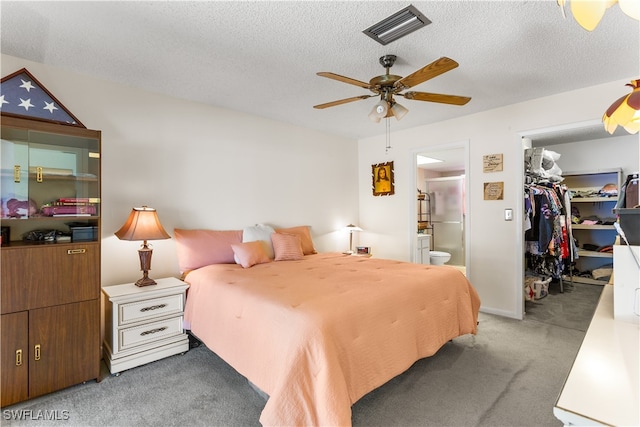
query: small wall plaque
[
  {"left": 484, "top": 181, "right": 504, "bottom": 200},
  {"left": 483, "top": 154, "right": 503, "bottom": 172}
]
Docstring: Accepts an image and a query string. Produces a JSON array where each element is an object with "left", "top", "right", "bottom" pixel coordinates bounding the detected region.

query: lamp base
[
  {"left": 135, "top": 245, "right": 156, "bottom": 287},
  {"left": 135, "top": 275, "right": 157, "bottom": 287}
]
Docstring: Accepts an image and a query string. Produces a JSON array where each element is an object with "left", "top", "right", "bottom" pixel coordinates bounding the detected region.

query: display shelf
[
  {"left": 0, "top": 114, "right": 102, "bottom": 406},
  {"left": 565, "top": 168, "right": 621, "bottom": 285}
]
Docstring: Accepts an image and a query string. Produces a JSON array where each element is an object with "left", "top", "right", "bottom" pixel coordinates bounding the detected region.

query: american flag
[{"left": 0, "top": 68, "right": 83, "bottom": 127}]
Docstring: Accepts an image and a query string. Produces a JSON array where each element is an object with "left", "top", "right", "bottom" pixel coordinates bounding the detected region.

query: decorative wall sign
[
  {"left": 483, "top": 181, "right": 504, "bottom": 200},
  {"left": 483, "top": 153, "right": 503, "bottom": 172},
  {"left": 372, "top": 161, "right": 394, "bottom": 196},
  {"left": 0, "top": 68, "right": 85, "bottom": 127}
]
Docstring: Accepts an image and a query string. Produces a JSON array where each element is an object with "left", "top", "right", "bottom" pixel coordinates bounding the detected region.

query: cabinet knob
[
  {"left": 34, "top": 344, "right": 41, "bottom": 361},
  {"left": 16, "top": 349, "right": 22, "bottom": 366},
  {"left": 13, "top": 165, "right": 21, "bottom": 183},
  {"left": 36, "top": 166, "right": 43, "bottom": 183}
]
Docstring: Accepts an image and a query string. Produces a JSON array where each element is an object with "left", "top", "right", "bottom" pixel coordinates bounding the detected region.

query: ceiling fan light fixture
[
  {"left": 369, "top": 100, "right": 389, "bottom": 122},
  {"left": 602, "top": 79, "right": 640, "bottom": 134},
  {"left": 390, "top": 101, "right": 408, "bottom": 121},
  {"left": 363, "top": 5, "right": 431, "bottom": 45},
  {"left": 368, "top": 112, "right": 382, "bottom": 123},
  {"left": 559, "top": 0, "right": 638, "bottom": 31},
  {"left": 619, "top": 0, "right": 640, "bottom": 19}
]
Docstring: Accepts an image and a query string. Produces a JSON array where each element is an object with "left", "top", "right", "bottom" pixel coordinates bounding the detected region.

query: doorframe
[
  {"left": 517, "top": 118, "right": 604, "bottom": 319},
  {"left": 409, "top": 139, "right": 470, "bottom": 274}
]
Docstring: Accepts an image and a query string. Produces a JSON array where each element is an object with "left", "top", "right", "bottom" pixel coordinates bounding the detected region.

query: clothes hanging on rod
[{"left": 524, "top": 182, "right": 576, "bottom": 290}]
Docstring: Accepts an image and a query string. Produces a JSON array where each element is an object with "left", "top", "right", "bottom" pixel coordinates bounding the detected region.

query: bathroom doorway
[{"left": 412, "top": 142, "right": 469, "bottom": 273}]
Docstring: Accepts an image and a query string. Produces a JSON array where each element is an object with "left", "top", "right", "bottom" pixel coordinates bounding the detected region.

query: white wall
[
  {"left": 1, "top": 55, "right": 360, "bottom": 286},
  {"left": 358, "top": 78, "right": 640, "bottom": 319},
  {"left": 545, "top": 135, "right": 638, "bottom": 178}
]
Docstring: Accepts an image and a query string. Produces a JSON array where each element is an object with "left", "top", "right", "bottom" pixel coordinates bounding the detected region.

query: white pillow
[{"left": 237, "top": 224, "right": 276, "bottom": 262}]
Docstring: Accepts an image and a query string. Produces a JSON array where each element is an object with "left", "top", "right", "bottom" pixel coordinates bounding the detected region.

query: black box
[
  {"left": 1, "top": 226, "right": 9, "bottom": 246},
  {"left": 615, "top": 208, "right": 640, "bottom": 245},
  {"left": 70, "top": 226, "right": 98, "bottom": 242}
]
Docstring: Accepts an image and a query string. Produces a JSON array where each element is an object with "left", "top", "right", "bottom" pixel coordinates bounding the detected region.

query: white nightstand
[{"left": 102, "top": 277, "right": 190, "bottom": 375}]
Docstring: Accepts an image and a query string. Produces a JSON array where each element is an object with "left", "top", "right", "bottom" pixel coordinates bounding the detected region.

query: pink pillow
[
  {"left": 174, "top": 229, "right": 242, "bottom": 272},
  {"left": 275, "top": 226, "right": 316, "bottom": 255},
  {"left": 272, "top": 233, "right": 304, "bottom": 261},
  {"left": 231, "top": 241, "right": 271, "bottom": 268}
]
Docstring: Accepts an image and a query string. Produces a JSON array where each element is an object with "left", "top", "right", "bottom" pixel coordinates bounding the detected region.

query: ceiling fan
[{"left": 313, "top": 55, "right": 471, "bottom": 122}]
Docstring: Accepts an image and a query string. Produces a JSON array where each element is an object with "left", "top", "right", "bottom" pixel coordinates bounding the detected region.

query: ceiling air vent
[{"left": 363, "top": 5, "right": 431, "bottom": 45}]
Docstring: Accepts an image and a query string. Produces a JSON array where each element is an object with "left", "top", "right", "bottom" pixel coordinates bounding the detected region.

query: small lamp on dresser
[
  {"left": 344, "top": 223, "right": 363, "bottom": 254},
  {"left": 115, "top": 206, "right": 170, "bottom": 287}
]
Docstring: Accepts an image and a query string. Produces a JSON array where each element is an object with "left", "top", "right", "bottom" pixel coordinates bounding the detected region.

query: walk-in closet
[{"left": 522, "top": 123, "right": 639, "bottom": 315}]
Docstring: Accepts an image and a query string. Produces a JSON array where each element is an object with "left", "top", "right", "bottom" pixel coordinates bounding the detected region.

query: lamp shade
[
  {"left": 619, "top": 0, "right": 640, "bottom": 20},
  {"left": 369, "top": 100, "right": 389, "bottom": 122},
  {"left": 569, "top": 0, "right": 616, "bottom": 31},
  {"left": 560, "top": 0, "right": 639, "bottom": 31},
  {"left": 602, "top": 79, "right": 640, "bottom": 135},
  {"left": 345, "top": 224, "right": 363, "bottom": 232},
  {"left": 115, "top": 206, "right": 171, "bottom": 241},
  {"left": 390, "top": 101, "right": 409, "bottom": 121}
]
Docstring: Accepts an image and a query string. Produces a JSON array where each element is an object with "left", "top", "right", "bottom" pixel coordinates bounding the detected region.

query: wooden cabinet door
[
  {"left": 1, "top": 243, "right": 100, "bottom": 314},
  {"left": 1, "top": 311, "right": 29, "bottom": 406},
  {"left": 30, "top": 243, "right": 100, "bottom": 309},
  {"left": 29, "top": 300, "right": 100, "bottom": 398},
  {"left": 1, "top": 247, "right": 32, "bottom": 313}
]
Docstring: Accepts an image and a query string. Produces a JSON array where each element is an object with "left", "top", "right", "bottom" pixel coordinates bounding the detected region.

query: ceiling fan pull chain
[{"left": 385, "top": 118, "right": 392, "bottom": 154}]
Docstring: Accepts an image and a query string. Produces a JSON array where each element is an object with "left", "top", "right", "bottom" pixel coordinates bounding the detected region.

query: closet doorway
[
  {"left": 412, "top": 141, "right": 470, "bottom": 275},
  {"left": 519, "top": 120, "right": 636, "bottom": 318}
]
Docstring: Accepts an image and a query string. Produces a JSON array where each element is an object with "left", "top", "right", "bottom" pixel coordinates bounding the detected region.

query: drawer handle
[
  {"left": 34, "top": 344, "right": 41, "bottom": 361},
  {"left": 16, "top": 349, "right": 22, "bottom": 366},
  {"left": 36, "top": 166, "right": 43, "bottom": 183},
  {"left": 140, "top": 327, "right": 167, "bottom": 336},
  {"left": 67, "top": 249, "right": 86, "bottom": 255},
  {"left": 140, "top": 304, "right": 167, "bottom": 312}
]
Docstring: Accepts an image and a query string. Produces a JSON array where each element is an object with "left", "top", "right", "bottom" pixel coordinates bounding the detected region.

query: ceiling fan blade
[
  {"left": 313, "top": 95, "right": 374, "bottom": 109},
  {"left": 401, "top": 91, "right": 471, "bottom": 105},
  {"left": 395, "top": 57, "right": 459, "bottom": 90},
  {"left": 317, "top": 72, "right": 372, "bottom": 89}
]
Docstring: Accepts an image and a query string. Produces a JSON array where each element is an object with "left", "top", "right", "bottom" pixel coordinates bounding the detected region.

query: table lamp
[
  {"left": 344, "top": 224, "right": 363, "bottom": 254},
  {"left": 115, "top": 206, "right": 170, "bottom": 287}
]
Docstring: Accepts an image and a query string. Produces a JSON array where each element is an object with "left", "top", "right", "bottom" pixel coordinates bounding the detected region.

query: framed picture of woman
[{"left": 372, "top": 161, "right": 394, "bottom": 196}]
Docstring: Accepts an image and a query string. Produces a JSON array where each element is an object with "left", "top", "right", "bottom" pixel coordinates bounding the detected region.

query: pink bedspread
[{"left": 183, "top": 253, "right": 480, "bottom": 426}]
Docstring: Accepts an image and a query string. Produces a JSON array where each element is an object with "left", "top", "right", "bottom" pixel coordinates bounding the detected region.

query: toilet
[{"left": 430, "top": 251, "right": 451, "bottom": 266}]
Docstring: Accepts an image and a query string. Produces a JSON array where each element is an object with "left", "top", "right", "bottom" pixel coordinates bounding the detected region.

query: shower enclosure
[{"left": 426, "top": 176, "right": 465, "bottom": 266}]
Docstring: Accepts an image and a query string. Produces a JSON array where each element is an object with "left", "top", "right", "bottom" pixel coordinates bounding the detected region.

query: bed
[{"left": 177, "top": 226, "right": 480, "bottom": 426}]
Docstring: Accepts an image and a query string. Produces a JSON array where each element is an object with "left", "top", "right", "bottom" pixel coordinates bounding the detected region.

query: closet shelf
[
  {"left": 577, "top": 250, "right": 613, "bottom": 258},
  {"left": 571, "top": 197, "right": 617, "bottom": 203},
  {"left": 571, "top": 224, "right": 615, "bottom": 230}
]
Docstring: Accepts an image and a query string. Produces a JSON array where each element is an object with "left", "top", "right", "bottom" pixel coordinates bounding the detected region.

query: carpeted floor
[
  {"left": 524, "top": 279, "right": 604, "bottom": 332},
  {"left": 2, "top": 283, "right": 603, "bottom": 427}
]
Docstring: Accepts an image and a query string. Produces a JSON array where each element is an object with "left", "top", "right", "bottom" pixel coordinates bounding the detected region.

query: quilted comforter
[{"left": 183, "top": 252, "right": 480, "bottom": 426}]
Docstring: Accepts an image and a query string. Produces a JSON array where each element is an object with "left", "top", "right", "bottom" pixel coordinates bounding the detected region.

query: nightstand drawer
[
  {"left": 118, "top": 316, "right": 184, "bottom": 351},
  {"left": 119, "top": 293, "right": 183, "bottom": 326}
]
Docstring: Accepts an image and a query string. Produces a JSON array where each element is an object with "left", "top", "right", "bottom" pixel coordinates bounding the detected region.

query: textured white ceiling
[{"left": 1, "top": 1, "right": 638, "bottom": 140}]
